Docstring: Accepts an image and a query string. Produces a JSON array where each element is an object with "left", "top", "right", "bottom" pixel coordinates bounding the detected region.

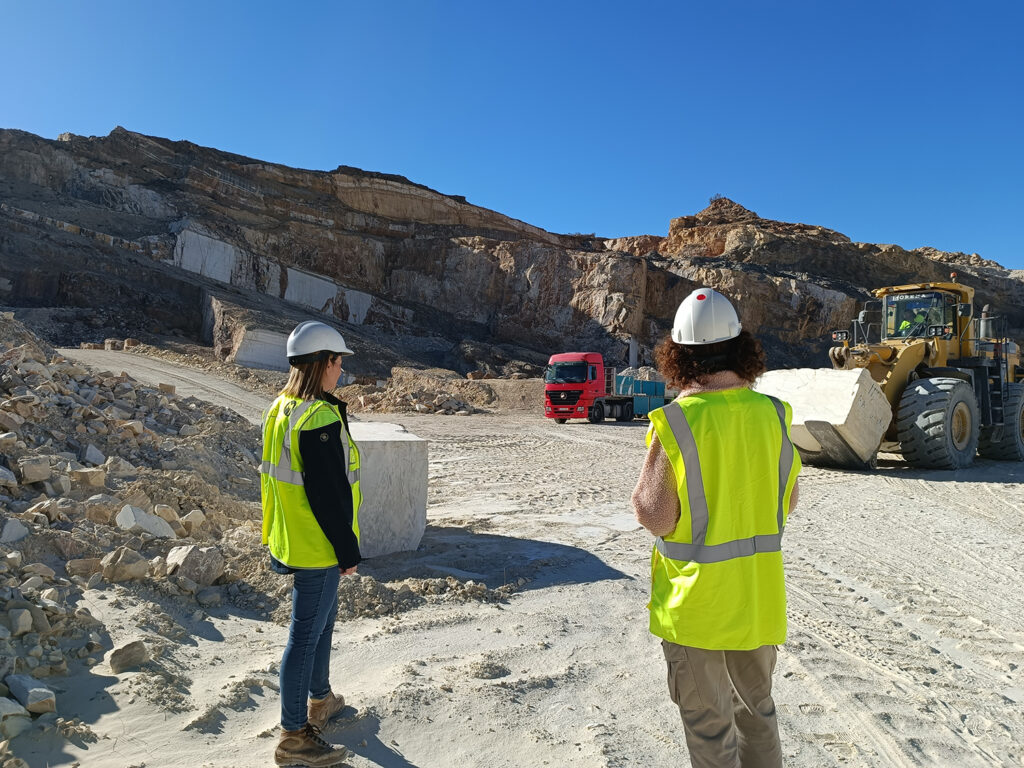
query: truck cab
[
  {"left": 544, "top": 352, "right": 605, "bottom": 422},
  {"left": 543, "top": 352, "right": 667, "bottom": 423}
]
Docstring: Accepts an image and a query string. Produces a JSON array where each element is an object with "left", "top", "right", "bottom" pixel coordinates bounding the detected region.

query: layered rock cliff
[{"left": 1, "top": 127, "right": 1021, "bottom": 375}]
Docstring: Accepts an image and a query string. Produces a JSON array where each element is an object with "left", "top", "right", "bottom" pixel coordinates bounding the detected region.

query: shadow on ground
[
  {"left": 873, "top": 455, "right": 1024, "bottom": 483},
  {"left": 362, "top": 525, "right": 631, "bottom": 592},
  {"left": 325, "top": 706, "right": 421, "bottom": 768}
]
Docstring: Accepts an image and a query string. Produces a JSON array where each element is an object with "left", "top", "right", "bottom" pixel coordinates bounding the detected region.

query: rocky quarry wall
[{"left": 1, "top": 127, "right": 1023, "bottom": 373}]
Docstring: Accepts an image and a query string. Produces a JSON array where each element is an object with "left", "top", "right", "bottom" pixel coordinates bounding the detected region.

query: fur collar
[{"left": 676, "top": 370, "right": 749, "bottom": 398}]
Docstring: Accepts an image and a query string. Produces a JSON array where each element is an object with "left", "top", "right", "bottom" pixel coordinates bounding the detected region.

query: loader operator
[
  {"left": 260, "top": 320, "right": 362, "bottom": 768},
  {"left": 632, "top": 287, "right": 801, "bottom": 768},
  {"left": 899, "top": 308, "right": 927, "bottom": 336}
]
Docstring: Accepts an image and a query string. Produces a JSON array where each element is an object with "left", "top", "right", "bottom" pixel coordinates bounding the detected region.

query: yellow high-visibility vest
[
  {"left": 260, "top": 394, "right": 361, "bottom": 568},
  {"left": 646, "top": 388, "right": 800, "bottom": 650}
]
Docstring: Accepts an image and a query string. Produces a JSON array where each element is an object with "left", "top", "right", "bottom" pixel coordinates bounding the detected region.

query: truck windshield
[
  {"left": 882, "top": 292, "right": 954, "bottom": 340},
  {"left": 544, "top": 362, "right": 588, "bottom": 384}
]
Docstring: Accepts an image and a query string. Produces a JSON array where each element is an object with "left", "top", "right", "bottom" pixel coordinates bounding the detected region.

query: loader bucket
[{"left": 754, "top": 368, "right": 892, "bottom": 469}]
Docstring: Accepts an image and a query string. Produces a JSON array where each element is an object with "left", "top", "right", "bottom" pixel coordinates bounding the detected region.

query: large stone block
[
  {"left": 754, "top": 368, "right": 892, "bottom": 466},
  {"left": 350, "top": 422, "right": 427, "bottom": 559}
]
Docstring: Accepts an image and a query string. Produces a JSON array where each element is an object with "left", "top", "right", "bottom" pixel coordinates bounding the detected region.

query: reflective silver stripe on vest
[
  {"left": 260, "top": 400, "right": 356, "bottom": 488},
  {"left": 656, "top": 395, "right": 794, "bottom": 564},
  {"left": 259, "top": 400, "right": 317, "bottom": 485}
]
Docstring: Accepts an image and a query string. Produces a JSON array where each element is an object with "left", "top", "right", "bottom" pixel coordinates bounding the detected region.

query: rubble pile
[
  {"left": 0, "top": 316, "right": 510, "bottom": 745},
  {"left": 346, "top": 384, "right": 480, "bottom": 415},
  {"left": 0, "top": 314, "right": 266, "bottom": 739},
  {"left": 341, "top": 367, "right": 496, "bottom": 416},
  {"left": 617, "top": 366, "right": 661, "bottom": 381}
]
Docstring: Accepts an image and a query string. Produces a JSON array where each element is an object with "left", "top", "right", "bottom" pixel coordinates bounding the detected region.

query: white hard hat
[
  {"left": 671, "top": 287, "right": 742, "bottom": 345},
  {"left": 286, "top": 321, "right": 353, "bottom": 363}
]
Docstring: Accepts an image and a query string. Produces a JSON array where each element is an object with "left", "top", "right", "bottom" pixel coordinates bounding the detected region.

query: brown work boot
[
  {"left": 274, "top": 723, "right": 348, "bottom": 767},
  {"left": 307, "top": 691, "right": 346, "bottom": 729}
]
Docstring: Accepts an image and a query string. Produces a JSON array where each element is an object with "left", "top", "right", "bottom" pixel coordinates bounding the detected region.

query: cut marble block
[
  {"left": 227, "top": 328, "right": 290, "bottom": 372},
  {"left": 349, "top": 422, "right": 427, "bottom": 558},
  {"left": 754, "top": 368, "right": 892, "bottom": 468}
]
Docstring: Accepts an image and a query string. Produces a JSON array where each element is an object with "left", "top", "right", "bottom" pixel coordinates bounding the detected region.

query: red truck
[{"left": 543, "top": 352, "right": 668, "bottom": 424}]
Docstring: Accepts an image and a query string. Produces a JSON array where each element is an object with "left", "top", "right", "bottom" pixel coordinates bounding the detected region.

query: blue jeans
[{"left": 280, "top": 566, "right": 339, "bottom": 730}]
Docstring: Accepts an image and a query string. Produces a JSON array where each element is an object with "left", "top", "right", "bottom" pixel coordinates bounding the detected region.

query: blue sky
[{"left": 3, "top": 1, "right": 1022, "bottom": 268}]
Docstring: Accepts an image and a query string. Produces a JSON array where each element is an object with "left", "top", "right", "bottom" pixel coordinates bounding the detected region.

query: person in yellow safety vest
[
  {"left": 632, "top": 287, "right": 801, "bottom": 768},
  {"left": 898, "top": 307, "right": 926, "bottom": 336},
  {"left": 261, "top": 320, "right": 362, "bottom": 768}
]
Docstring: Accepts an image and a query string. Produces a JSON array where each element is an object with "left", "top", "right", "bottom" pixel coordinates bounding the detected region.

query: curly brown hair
[{"left": 654, "top": 330, "right": 766, "bottom": 389}]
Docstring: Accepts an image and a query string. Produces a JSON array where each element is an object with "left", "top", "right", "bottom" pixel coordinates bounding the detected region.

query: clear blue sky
[{"left": 3, "top": 1, "right": 1022, "bottom": 268}]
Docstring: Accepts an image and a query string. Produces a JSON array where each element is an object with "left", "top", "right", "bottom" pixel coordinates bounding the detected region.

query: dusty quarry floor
[{"left": 16, "top": 351, "right": 1024, "bottom": 767}]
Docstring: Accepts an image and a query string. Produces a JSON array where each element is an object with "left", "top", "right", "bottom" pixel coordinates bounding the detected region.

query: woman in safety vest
[
  {"left": 632, "top": 288, "right": 801, "bottom": 768},
  {"left": 261, "top": 320, "right": 362, "bottom": 768}
]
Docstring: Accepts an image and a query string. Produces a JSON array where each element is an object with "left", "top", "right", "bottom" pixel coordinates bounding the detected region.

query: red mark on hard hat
[{"left": 696, "top": 293, "right": 707, "bottom": 300}]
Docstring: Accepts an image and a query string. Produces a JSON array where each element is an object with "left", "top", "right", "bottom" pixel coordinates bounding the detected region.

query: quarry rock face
[{"left": 1, "top": 127, "right": 1022, "bottom": 371}]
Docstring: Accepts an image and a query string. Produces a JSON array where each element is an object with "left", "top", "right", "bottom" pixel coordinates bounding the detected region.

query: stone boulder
[
  {"left": 70, "top": 467, "right": 107, "bottom": 489},
  {"left": 108, "top": 640, "right": 149, "bottom": 673},
  {"left": 0, "top": 697, "right": 31, "bottom": 739},
  {"left": 16, "top": 456, "right": 50, "bottom": 484},
  {"left": 6, "top": 600, "right": 50, "bottom": 633},
  {"left": 8, "top": 608, "right": 33, "bottom": 636},
  {"left": 66, "top": 558, "right": 102, "bottom": 578},
  {"left": 115, "top": 505, "right": 176, "bottom": 538},
  {"left": 166, "top": 545, "right": 224, "bottom": 587},
  {"left": 83, "top": 493, "right": 122, "bottom": 524},
  {"left": 5, "top": 674, "right": 56, "bottom": 714},
  {"left": 0, "top": 519, "right": 28, "bottom": 544},
  {"left": 82, "top": 444, "right": 106, "bottom": 466},
  {"left": 100, "top": 546, "right": 149, "bottom": 582}
]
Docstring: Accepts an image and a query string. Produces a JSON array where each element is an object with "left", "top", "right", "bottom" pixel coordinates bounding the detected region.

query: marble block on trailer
[{"left": 350, "top": 422, "right": 427, "bottom": 559}]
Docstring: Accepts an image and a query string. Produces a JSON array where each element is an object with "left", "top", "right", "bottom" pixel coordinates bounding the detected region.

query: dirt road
[{"left": 49, "top": 350, "right": 1024, "bottom": 766}]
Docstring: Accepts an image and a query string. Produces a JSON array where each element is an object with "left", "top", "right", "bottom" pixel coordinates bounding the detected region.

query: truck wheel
[
  {"left": 896, "top": 377, "right": 979, "bottom": 469},
  {"left": 588, "top": 403, "right": 604, "bottom": 424},
  {"left": 620, "top": 402, "right": 634, "bottom": 422},
  {"left": 554, "top": 418, "right": 568, "bottom": 424},
  {"left": 979, "top": 383, "right": 1024, "bottom": 460}
]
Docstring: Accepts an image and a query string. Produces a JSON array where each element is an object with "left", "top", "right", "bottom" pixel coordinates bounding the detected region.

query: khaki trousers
[{"left": 662, "top": 640, "right": 782, "bottom": 768}]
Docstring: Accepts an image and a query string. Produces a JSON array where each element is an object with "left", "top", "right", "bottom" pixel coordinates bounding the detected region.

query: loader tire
[
  {"left": 896, "top": 377, "right": 979, "bottom": 469},
  {"left": 978, "top": 383, "right": 1024, "bottom": 461}
]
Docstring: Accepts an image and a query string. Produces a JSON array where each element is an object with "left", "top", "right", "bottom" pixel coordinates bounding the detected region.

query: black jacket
[{"left": 296, "top": 393, "right": 361, "bottom": 570}]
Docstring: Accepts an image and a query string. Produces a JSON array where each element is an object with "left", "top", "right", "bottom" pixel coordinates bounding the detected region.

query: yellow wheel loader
[{"left": 756, "top": 278, "right": 1024, "bottom": 469}]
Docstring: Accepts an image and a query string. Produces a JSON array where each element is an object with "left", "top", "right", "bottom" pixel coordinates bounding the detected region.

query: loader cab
[{"left": 881, "top": 291, "right": 957, "bottom": 341}]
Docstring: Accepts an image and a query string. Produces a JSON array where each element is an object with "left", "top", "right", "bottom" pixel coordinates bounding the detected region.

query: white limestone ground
[{"left": 8, "top": 356, "right": 1024, "bottom": 768}]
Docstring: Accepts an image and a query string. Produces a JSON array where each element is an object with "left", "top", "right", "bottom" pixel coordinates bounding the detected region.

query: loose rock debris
[{"left": 0, "top": 316, "right": 508, "bottom": 751}]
